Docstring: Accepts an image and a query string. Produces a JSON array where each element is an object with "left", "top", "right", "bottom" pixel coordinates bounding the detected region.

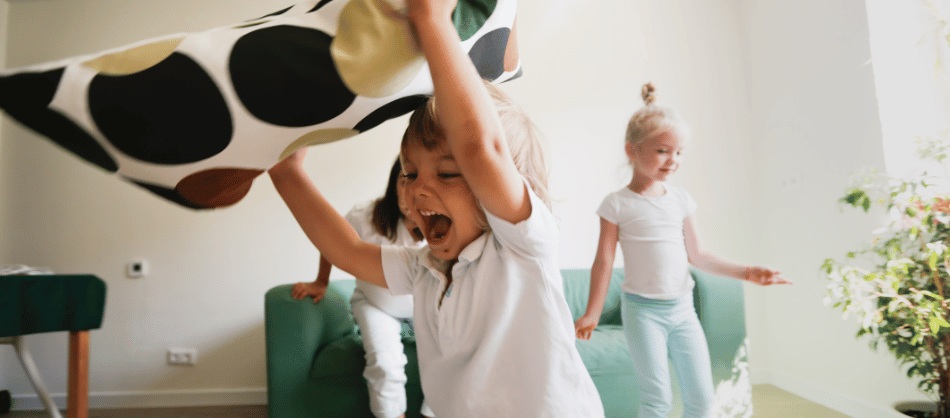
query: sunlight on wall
[
  {"left": 866, "top": 0, "right": 950, "bottom": 177},
  {"left": 711, "top": 338, "right": 753, "bottom": 418}
]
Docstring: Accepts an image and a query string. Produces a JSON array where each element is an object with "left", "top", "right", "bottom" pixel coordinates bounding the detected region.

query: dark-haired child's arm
[
  {"left": 291, "top": 255, "right": 331, "bottom": 303},
  {"left": 269, "top": 150, "right": 387, "bottom": 288},
  {"left": 683, "top": 216, "right": 792, "bottom": 285},
  {"left": 407, "top": 0, "right": 530, "bottom": 224},
  {"left": 576, "top": 218, "right": 620, "bottom": 340}
]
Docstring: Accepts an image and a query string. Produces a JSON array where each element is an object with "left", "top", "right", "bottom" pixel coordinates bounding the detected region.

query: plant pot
[{"left": 895, "top": 401, "right": 939, "bottom": 417}]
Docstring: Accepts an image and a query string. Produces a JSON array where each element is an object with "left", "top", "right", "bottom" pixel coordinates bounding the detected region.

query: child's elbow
[{"left": 455, "top": 126, "right": 505, "bottom": 163}]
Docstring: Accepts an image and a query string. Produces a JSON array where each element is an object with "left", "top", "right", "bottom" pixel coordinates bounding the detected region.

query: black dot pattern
[
  {"left": 230, "top": 25, "right": 355, "bottom": 127},
  {"left": 252, "top": 5, "right": 294, "bottom": 21},
  {"left": 308, "top": 0, "right": 334, "bottom": 13},
  {"left": 0, "top": 69, "right": 118, "bottom": 172},
  {"left": 511, "top": 67, "right": 523, "bottom": 81},
  {"left": 232, "top": 22, "right": 269, "bottom": 30},
  {"left": 89, "top": 53, "right": 233, "bottom": 165},
  {"left": 354, "top": 95, "right": 429, "bottom": 133},
  {"left": 468, "top": 28, "right": 510, "bottom": 82}
]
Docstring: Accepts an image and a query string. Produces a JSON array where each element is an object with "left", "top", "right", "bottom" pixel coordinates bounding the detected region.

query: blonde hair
[
  {"left": 625, "top": 83, "right": 689, "bottom": 148},
  {"left": 401, "top": 81, "right": 551, "bottom": 210}
]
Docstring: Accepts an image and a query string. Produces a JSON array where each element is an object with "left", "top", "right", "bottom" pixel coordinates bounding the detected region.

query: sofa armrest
[
  {"left": 690, "top": 268, "right": 747, "bottom": 379},
  {"left": 265, "top": 282, "right": 356, "bottom": 413}
]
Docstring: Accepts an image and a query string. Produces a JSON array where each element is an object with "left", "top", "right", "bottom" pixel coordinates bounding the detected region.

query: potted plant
[{"left": 823, "top": 132, "right": 950, "bottom": 417}]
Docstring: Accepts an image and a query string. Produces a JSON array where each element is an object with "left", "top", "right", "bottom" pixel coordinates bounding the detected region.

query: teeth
[{"left": 419, "top": 210, "right": 442, "bottom": 216}]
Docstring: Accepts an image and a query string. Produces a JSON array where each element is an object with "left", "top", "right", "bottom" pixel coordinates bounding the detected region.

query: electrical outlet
[{"left": 167, "top": 348, "right": 197, "bottom": 366}]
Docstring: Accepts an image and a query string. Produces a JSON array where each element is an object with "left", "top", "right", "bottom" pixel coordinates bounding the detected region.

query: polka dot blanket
[{"left": 0, "top": 0, "right": 520, "bottom": 209}]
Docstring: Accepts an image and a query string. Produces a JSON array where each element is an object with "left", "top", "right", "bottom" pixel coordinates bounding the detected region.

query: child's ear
[{"left": 625, "top": 142, "right": 637, "bottom": 160}]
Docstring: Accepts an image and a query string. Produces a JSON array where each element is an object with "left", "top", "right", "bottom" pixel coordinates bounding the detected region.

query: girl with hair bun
[{"left": 575, "top": 83, "right": 791, "bottom": 417}]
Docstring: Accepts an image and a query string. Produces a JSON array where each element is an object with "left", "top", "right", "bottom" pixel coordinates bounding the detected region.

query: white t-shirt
[
  {"left": 597, "top": 184, "right": 697, "bottom": 300},
  {"left": 345, "top": 200, "right": 425, "bottom": 319},
  {"left": 381, "top": 185, "right": 604, "bottom": 418}
]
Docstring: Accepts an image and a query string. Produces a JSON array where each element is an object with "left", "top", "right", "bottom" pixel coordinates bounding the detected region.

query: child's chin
[{"left": 430, "top": 246, "right": 460, "bottom": 261}]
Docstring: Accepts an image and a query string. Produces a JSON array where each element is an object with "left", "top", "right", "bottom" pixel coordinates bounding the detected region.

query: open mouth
[{"left": 419, "top": 210, "right": 452, "bottom": 246}]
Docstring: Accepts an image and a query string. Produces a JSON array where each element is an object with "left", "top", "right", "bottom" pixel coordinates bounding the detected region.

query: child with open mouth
[{"left": 268, "top": 0, "right": 604, "bottom": 416}]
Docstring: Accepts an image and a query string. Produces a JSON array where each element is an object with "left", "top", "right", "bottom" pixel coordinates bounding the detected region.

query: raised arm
[
  {"left": 576, "top": 218, "right": 620, "bottom": 340},
  {"left": 407, "top": 0, "right": 530, "bottom": 223},
  {"left": 269, "top": 150, "right": 387, "bottom": 288},
  {"left": 683, "top": 215, "right": 792, "bottom": 285}
]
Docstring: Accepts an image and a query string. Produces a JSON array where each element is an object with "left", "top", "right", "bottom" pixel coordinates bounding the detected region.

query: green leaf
[
  {"left": 929, "top": 252, "right": 939, "bottom": 271},
  {"left": 930, "top": 317, "right": 941, "bottom": 334},
  {"left": 843, "top": 190, "right": 866, "bottom": 206},
  {"left": 862, "top": 196, "right": 871, "bottom": 212}
]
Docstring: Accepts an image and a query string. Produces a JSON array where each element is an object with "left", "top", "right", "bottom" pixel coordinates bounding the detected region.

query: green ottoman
[{"left": 0, "top": 274, "right": 107, "bottom": 418}]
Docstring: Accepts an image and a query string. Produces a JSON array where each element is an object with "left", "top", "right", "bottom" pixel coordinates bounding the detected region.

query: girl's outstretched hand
[
  {"left": 744, "top": 266, "right": 793, "bottom": 286},
  {"left": 574, "top": 314, "right": 599, "bottom": 340}
]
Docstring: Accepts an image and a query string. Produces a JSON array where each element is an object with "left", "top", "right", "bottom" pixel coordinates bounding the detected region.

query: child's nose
[{"left": 410, "top": 177, "right": 432, "bottom": 198}]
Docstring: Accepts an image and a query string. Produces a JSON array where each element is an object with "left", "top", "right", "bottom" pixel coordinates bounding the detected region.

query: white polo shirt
[{"left": 382, "top": 186, "right": 604, "bottom": 417}]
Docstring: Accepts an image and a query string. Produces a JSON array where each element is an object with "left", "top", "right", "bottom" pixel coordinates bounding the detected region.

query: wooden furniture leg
[{"left": 67, "top": 331, "right": 89, "bottom": 418}]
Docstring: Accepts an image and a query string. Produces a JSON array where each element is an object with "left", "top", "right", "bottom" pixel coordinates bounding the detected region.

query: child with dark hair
[{"left": 291, "top": 158, "right": 430, "bottom": 418}]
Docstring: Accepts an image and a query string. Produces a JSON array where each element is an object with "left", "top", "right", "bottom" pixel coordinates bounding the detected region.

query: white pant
[{"left": 351, "top": 286, "right": 434, "bottom": 418}]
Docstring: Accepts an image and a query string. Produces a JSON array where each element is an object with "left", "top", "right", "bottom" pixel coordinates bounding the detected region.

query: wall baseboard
[
  {"left": 766, "top": 371, "right": 906, "bottom": 418},
  {"left": 11, "top": 387, "right": 266, "bottom": 411},
  {"left": 750, "top": 368, "right": 770, "bottom": 385}
]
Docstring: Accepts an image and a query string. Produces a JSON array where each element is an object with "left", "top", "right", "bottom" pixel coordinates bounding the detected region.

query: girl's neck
[{"left": 627, "top": 176, "right": 665, "bottom": 197}]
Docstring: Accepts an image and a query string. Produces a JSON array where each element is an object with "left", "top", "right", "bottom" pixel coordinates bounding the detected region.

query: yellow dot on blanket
[
  {"left": 279, "top": 128, "right": 359, "bottom": 160},
  {"left": 331, "top": 0, "right": 425, "bottom": 98},
  {"left": 82, "top": 38, "right": 184, "bottom": 75}
]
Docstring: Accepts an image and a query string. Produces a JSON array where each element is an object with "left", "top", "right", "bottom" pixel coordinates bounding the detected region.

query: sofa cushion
[
  {"left": 574, "top": 325, "right": 635, "bottom": 376},
  {"left": 309, "top": 331, "right": 421, "bottom": 385},
  {"left": 560, "top": 269, "right": 625, "bottom": 326}
]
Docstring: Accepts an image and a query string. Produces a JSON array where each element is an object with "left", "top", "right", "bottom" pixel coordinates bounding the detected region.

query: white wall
[
  {"left": 1, "top": 0, "right": 760, "bottom": 409},
  {"left": 1, "top": 0, "right": 914, "bottom": 415},
  {"left": 0, "top": 0, "right": 410, "bottom": 408},
  {"left": 739, "top": 0, "right": 923, "bottom": 416}
]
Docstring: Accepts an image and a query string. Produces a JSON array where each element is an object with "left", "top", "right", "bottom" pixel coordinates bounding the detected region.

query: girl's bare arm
[
  {"left": 269, "top": 151, "right": 387, "bottom": 287},
  {"left": 683, "top": 216, "right": 791, "bottom": 285},
  {"left": 576, "top": 218, "right": 620, "bottom": 340},
  {"left": 407, "top": 0, "right": 530, "bottom": 224}
]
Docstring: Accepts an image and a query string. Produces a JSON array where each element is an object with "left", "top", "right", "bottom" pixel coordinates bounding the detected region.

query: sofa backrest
[{"left": 560, "top": 268, "right": 625, "bottom": 326}]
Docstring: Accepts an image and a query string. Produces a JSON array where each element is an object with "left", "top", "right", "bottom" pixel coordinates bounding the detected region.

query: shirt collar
[{"left": 419, "top": 232, "right": 490, "bottom": 279}]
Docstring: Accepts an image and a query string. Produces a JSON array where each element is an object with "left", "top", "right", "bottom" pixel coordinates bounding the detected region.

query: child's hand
[
  {"left": 574, "top": 314, "right": 599, "bottom": 340},
  {"left": 269, "top": 148, "right": 308, "bottom": 177},
  {"left": 291, "top": 281, "right": 329, "bottom": 304},
  {"left": 744, "top": 266, "right": 793, "bottom": 286}
]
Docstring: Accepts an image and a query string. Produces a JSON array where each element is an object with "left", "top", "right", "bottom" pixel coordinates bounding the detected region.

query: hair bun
[{"left": 641, "top": 83, "right": 656, "bottom": 106}]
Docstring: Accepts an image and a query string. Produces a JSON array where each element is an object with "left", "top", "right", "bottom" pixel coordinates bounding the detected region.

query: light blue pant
[{"left": 622, "top": 292, "right": 714, "bottom": 418}]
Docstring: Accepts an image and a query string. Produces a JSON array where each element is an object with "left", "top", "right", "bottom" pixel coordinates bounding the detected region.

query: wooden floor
[{"left": 4, "top": 385, "right": 853, "bottom": 417}]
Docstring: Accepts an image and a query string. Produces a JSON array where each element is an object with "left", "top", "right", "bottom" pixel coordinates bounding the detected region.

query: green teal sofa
[{"left": 265, "top": 268, "right": 751, "bottom": 418}]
